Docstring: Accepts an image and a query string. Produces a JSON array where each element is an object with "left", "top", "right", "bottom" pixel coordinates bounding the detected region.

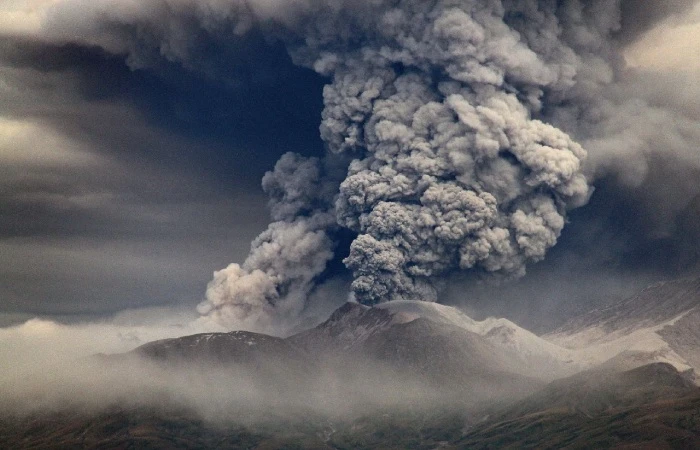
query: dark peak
[
  {"left": 131, "top": 330, "right": 296, "bottom": 365},
  {"left": 289, "top": 302, "right": 395, "bottom": 353},
  {"left": 570, "top": 361, "right": 698, "bottom": 395},
  {"left": 135, "top": 330, "right": 278, "bottom": 353},
  {"left": 499, "top": 361, "right": 700, "bottom": 422},
  {"left": 326, "top": 302, "right": 371, "bottom": 323},
  {"left": 621, "top": 362, "right": 697, "bottom": 390},
  {"left": 312, "top": 301, "right": 396, "bottom": 336},
  {"left": 322, "top": 302, "right": 394, "bottom": 333}
]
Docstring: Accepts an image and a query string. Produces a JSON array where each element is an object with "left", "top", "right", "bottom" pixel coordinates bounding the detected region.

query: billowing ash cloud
[
  {"left": 29, "top": 0, "right": 700, "bottom": 330},
  {"left": 197, "top": 0, "right": 592, "bottom": 323},
  {"left": 198, "top": 152, "right": 347, "bottom": 329}
]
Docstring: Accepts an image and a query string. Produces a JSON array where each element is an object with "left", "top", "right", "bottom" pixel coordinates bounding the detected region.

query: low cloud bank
[{"left": 0, "top": 310, "right": 533, "bottom": 424}]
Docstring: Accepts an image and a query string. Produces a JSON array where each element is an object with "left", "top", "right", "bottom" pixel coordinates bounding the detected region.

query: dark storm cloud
[
  {"left": 0, "top": 23, "right": 327, "bottom": 319},
  {"left": 0, "top": 34, "right": 326, "bottom": 178},
  {"left": 617, "top": 0, "right": 698, "bottom": 43}
]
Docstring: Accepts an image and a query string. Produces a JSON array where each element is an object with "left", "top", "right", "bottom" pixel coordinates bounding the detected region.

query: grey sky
[{"left": 0, "top": 28, "right": 322, "bottom": 320}]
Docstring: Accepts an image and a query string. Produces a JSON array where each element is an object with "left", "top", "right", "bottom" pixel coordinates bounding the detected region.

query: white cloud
[
  {"left": 0, "top": 0, "right": 55, "bottom": 36},
  {"left": 0, "top": 307, "right": 221, "bottom": 367},
  {"left": 0, "top": 117, "right": 101, "bottom": 167},
  {"left": 626, "top": 3, "right": 700, "bottom": 72}
]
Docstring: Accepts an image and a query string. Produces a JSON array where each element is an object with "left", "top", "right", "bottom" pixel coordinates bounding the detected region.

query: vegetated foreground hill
[
  {"left": 0, "top": 363, "right": 698, "bottom": 449},
  {"left": 455, "top": 363, "right": 700, "bottom": 450}
]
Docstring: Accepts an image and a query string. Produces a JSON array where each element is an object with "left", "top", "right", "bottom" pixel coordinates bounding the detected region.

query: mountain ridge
[
  {"left": 127, "top": 279, "right": 700, "bottom": 385},
  {"left": 4, "top": 276, "right": 700, "bottom": 448},
  {"left": 544, "top": 275, "right": 700, "bottom": 380}
]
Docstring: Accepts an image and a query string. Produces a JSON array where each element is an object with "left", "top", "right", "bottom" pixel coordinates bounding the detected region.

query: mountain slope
[
  {"left": 289, "top": 302, "right": 549, "bottom": 407},
  {"left": 358, "top": 317, "right": 544, "bottom": 402},
  {"left": 292, "top": 301, "right": 583, "bottom": 381},
  {"left": 0, "top": 408, "right": 333, "bottom": 450},
  {"left": 378, "top": 301, "right": 582, "bottom": 379},
  {"left": 545, "top": 276, "right": 700, "bottom": 377},
  {"left": 4, "top": 291, "right": 700, "bottom": 449},
  {"left": 456, "top": 363, "right": 700, "bottom": 450},
  {"left": 3, "top": 364, "right": 697, "bottom": 450},
  {"left": 288, "top": 302, "right": 394, "bottom": 353},
  {"left": 549, "top": 277, "right": 700, "bottom": 339},
  {"left": 457, "top": 392, "right": 700, "bottom": 450}
]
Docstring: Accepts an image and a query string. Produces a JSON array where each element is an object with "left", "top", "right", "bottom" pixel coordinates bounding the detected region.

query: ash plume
[
  {"left": 26, "top": 0, "right": 700, "bottom": 330},
  {"left": 199, "top": 0, "right": 593, "bottom": 320},
  {"left": 198, "top": 153, "right": 345, "bottom": 330}
]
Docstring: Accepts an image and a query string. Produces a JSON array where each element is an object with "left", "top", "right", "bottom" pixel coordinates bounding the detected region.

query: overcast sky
[
  {"left": 0, "top": 3, "right": 329, "bottom": 322},
  {"left": 1, "top": 1, "right": 700, "bottom": 330}
]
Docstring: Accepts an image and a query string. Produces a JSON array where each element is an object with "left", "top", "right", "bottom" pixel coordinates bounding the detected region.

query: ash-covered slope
[
  {"left": 545, "top": 276, "right": 700, "bottom": 377},
  {"left": 292, "top": 302, "right": 550, "bottom": 401},
  {"left": 549, "top": 277, "right": 700, "bottom": 339},
  {"left": 357, "top": 317, "right": 545, "bottom": 400},
  {"left": 121, "top": 301, "right": 572, "bottom": 408},
  {"left": 128, "top": 331, "right": 318, "bottom": 393},
  {"left": 129, "top": 302, "right": 551, "bottom": 393},
  {"left": 377, "top": 301, "right": 582, "bottom": 378},
  {"left": 290, "top": 301, "right": 582, "bottom": 381}
]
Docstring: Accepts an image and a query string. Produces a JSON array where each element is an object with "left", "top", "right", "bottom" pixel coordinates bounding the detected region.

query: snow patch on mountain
[
  {"left": 546, "top": 307, "right": 698, "bottom": 378},
  {"left": 142, "top": 331, "right": 269, "bottom": 352},
  {"left": 543, "top": 276, "right": 700, "bottom": 379},
  {"left": 547, "top": 308, "right": 694, "bottom": 349}
]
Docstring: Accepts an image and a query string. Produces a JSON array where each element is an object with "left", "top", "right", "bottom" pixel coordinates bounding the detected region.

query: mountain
[
  {"left": 545, "top": 276, "right": 700, "bottom": 377},
  {"left": 4, "top": 280, "right": 700, "bottom": 449},
  {"left": 108, "top": 301, "right": 551, "bottom": 413},
  {"left": 291, "top": 301, "right": 582, "bottom": 381},
  {"left": 137, "top": 331, "right": 301, "bottom": 363},
  {"left": 2, "top": 363, "right": 698, "bottom": 450},
  {"left": 122, "top": 289, "right": 700, "bottom": 385},
  {"left": 288, "top": 302, "right": 394, "bottom": 353},
  {"left": 494, "top": 362, "right": 697, "bottom": 419},
  {"left": 377, "top": 301, "right": 583, "bottom": 379},
  {"left": 455, "top": 363, "right": 700, "bottom": 450},
  {"left": 135, "top": 302, "right": 553, "bottom": 391},
  {"left": 120, "top": 293, "right": 700, "bottom": 395}
]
